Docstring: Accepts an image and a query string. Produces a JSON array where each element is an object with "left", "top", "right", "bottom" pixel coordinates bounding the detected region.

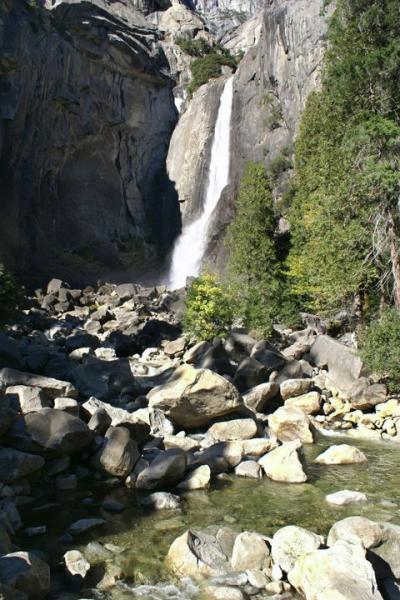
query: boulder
[
  {"left": 280, "top": 379, "right": 313, "bottom": 401},
  {"left": 64, "top": 549, "right": 90, "bottom": 583},
  {"left": 87, "top": 408, "right": 112, "bottom": 435},
  {"left": 95, "top": 426, "right": 139, "bottom": 478},
  {"left": 203, "top": 586, "right": 245, "bottom": 600},
  {"left": 225, "top": 331, "right": 257, "bottom": 362},
  {"left": 250, "top": 342, "right": 287, "bottom": 373},
  {"left": 289, "top": 540, "right": 383, "bottom": 600},
  {"left": 268, "top": 406, "right": 314, "bottom": 443},
  {"left": 135, "top": 448, "right": 187, "bottom": 490},
  {"left": 0, "top": 334, "right": 23, "bottom": 370},
  {"left": 372, "top": 522, "right": 400, "bottom": 579},
  {"left": 259, "top": 440, "right": 307, "bottom": 483},
  {"left": 243, "top": 382, "right": 280, "bottom": 412},
  {"left": 0, "top": 368, "right": 77, "bottom": 398},
  {"left": 82, "top": 397, "right": 150, "bottom": 443},
  {"left": 148, "top": 365, "right": 243, "bottom": 428},
  {"left": 0, "top": 448, "right": 44, "bottom": 483},
  {"left": 233, "top": 357, "right": 268, "bottom": 392},
  {"left": 240, "top": 437, "right": 278, "bottom": 457},
  {"left": 140, "top": 492, "right": 181, "bottom": 510},
  {"left": 191, "top": 442, "right": 243, "bottom": 474},
  {"left": 271, "top": 525, "right": 323, "bottom": 573},
  {"left": 177, "top": 465, "right": 211, "bottom": 490},
  {"left": 15, "top": 409, "right": 93, "bottom": 455},
  {"left": 68, "top": 518, "right": 106, "bottom": 536},
  {"left": 308, "top": 335, "right": 364, "bottom": 394},
  {"left": 349, "top": 378, "right": 387, "bottom": 410},
  {"left": 164, "top": 434, "right": 200, "bottom": 453},
  {"left": 0, "top": 551, "right": 50, "bottom": 599},
  {"left": 315, "top": 444, "right": 367, "bottom": 465},
  {"left": 327, "top": 517, "right": 383, "bottom": 549},
  {"left": 183, "top": 341, "right": 212, "bottom": 365},
  {"left": 0, "top": 397, "right": 16, "bottom": 436},
  {"left": 231, "top": 531, "right": 269, "bottom": 571},
  {"left": 325, "top": 490, "right": 367, "bottom": 506},
  {"left": 53, "top": 397, "right": 79, "bottom": 416},
  {"left": 234, "top": 460, "right": 262, "bottom": 479},
  {"left": 166, "top": 530, "right": 229, "bottom": 578},
  {"left": 285, "top": 391, "right": 321, "bottom": 415},
  {"left": 206, "top": 418, "right": 257, "bottom": 442}
]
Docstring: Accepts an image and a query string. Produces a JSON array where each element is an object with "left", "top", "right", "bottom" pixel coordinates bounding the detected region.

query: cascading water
[{"left": 167, "top": 77, "right": 233, "bottom": 289}]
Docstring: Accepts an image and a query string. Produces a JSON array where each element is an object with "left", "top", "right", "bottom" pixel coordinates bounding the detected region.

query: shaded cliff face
[{"left": 0, "top": 0, "right": 180, "bottom": 285}]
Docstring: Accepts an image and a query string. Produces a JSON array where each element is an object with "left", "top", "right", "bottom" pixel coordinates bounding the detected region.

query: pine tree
[{"left": 226, "top": 161, "right": 280, "bottom": 336}]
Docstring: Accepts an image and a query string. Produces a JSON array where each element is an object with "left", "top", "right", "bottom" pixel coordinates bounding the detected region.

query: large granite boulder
[
  {"left": 135, "top": 448, "right": 187, "bottom": 490},
  {"left": 7, "top": 409, "right": 93, "bottom": 455},
  {"left": 315, "top": 444, "right": 367, "bottom": 465},
  {"left": 0, "top": 369, "right": 77, "bottom": 399},
  {"left": 327, "top": 517, "right": 383, "bottom": 549},
  {"left": 166, "top": 529, "right": 230, "bottom": 578},
  {"left": 243, "top": 382, "right": 280, "bottom": 412},
  {"left": 206, "top": 418, "right": 257, "bottom": 442},
  {"left": 271, "top": 526, "right": 323, "bottom": 573},
  {"left": 0, "top": 551, "right": 50, "bottom": 599},
  {"left": 147, "top": 365, "right": 243, "bottom": 428},
  {"left": 268, "top": 406, "right": 314, "bottom": 444},
  {"left": 289, "top": 540, "right": 383, "bottom": 600},
  {"left": 94, "top": 426, "right": 139, "bottom": 478},
  {"left": 259, "top": 440, "right": 307, "bottom": 483},
  {"left": 230, "top": 531, "right": 269, "bottom": 571},
  {"left": 0, "top": 447, "right": 44, "bottom": 483}
]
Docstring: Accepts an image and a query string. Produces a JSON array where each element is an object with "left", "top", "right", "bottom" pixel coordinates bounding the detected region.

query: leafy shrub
[
  {"left": 183, "top": 274, "right": 233, "bottom": 341},
  {"left": 268, "top": 155, "right": 293, "bottom": 180},
  {"left": 175, "top": 36, "right": 212, "bottom": 57},
  {"left": 187, "top": 52, "right": 238, "bottom": 97},
  {"left": 0, "top": 265, "right": 24, "bottom": 325},
  {"left": 359, "top": 308, "right": 400, "bottom": 391}
]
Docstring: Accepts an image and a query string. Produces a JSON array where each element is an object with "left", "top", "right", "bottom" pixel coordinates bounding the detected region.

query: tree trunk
[{"left": 388, "top": 209, "right": 400, "bottom": 309}]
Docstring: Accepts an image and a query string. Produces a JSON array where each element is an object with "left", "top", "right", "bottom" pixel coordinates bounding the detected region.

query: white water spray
[{"left": 167, "top": 77, "right": 233, "bottom": 289}]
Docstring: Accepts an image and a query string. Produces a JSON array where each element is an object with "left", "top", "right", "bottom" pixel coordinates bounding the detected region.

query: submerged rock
[
  {"left": 315, "top": 444, "right": 367, "bottom": 465},
  {"left": 325, "top": 490, "right": 368, "bottom": 505}
]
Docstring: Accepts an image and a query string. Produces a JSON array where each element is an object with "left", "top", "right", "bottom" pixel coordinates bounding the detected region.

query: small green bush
[
  {"left": 183, "top": 274, "right": 233, "bottom": 341},
  {"left": 187, "top": 52, "right": 238, "bottom": 97},
  {"left": 359, "top": 308, "right": 400, "bottom": 391},
  {"left": 175, "top": 36, "right": 212, "bottom": 57},
  {"left": 268, "top": 154, "right": 293, "bottom": 180}
]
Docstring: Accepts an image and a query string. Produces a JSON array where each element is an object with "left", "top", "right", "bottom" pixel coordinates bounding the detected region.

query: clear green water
[{"left": 17, "top": 434, "right": 400, "bottom": 598}]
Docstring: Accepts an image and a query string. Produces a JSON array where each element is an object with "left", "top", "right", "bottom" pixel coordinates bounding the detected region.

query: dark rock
[
  {"left": 233, "top": 357, "right": 268, "bottom": 392},
  {"left": 88, "top": 409, "right": 112, "bottom": 435},
  {"left": 0, "top": 334, "right": 23, "bottom": 370},
  {"left": 0, "top": 551, "right": 50, "bottom": 599},
  {"left": 250, "top": 341, "right": 287, "bottom": 373},
  {"left": 0, "top": 369, "right": 77, "bottom": 399},
  {"left": 136, "top": 448, "right": 187, "bottom": 491},
  {"left": 94, "top": 426, "right": 139, "bottom": 478},
  {"left": 0, "top": 448, "right": 44, "bottom": 483}
]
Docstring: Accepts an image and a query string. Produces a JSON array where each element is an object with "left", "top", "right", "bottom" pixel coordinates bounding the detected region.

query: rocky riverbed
[{"left": 0, "top": 280, "right": 399, "bottom": 599}]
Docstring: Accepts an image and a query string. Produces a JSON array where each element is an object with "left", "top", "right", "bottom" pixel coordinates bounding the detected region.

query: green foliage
[
  {"left": 287, "top": 0, "right": 400, "bottom": 316},
  {"left": 187, "top": 52, "right": 238, "bottom": 97},
  {"left": 175, "top": 36, "right": 212, "bottom": 57},
  {"left": 183, "top": 274, "right": 233, "bottom": 341},
  {"left": 268, "top": 154, "right": 293, "bottom": 181},
  {"left": 225, "top": 162, "right": 283, "bottom": 337},
  {"left": 359, "top": 308, "right": 400, "bottom": 391},
  {"left": 0, "top": 265, "right": 24, "bottom": 326}
]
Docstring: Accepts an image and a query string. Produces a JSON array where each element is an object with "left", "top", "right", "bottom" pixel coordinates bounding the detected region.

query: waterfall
[{"left": 167, "top": 77, "right": 233, "bottom": 289}]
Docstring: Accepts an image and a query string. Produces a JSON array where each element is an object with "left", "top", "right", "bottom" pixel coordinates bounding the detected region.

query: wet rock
[
  {"left": 177, "top": 465, "right": 211, "bottom": 490},
  {"left": 94, "top": 426, "right": 139, "bottom": 479},
  {"left": 0, "top": 551, "right": 50, "bottom": 599},
  {"left": 136, "top": 448, "right": 187, "bottom": 491},
  {"left": 280, "top": 379, "right": 313, "bottom": 401},
  {"left": 327, "top": 516, "right": 383, "bottom": 549},
  {"left": 207, "top": 418, "right": 257, "bottom": 442},
  {"left": 289, "top": 540, "right": 383, "bottom": 600},
  {"left": 231, "top": 531, "right": 269, "bottom": 571},
  {"left": 148, "top": 365, "right": 243, "bottom": 428},
  {"left": 234, "top": 460, "right": 262, "bottom": 479},
  {"left": 141, "top": 492, "right": 181, "bottom": 510},
  {"left": 285, "top": 391, "right": 321, "bottom": 415},
  {"left": 271, "top": 525, "right": 323, "bottom": 573},
  {"left": 259, "top": 440, "right": 307, "bottom": 483},
  {"left": 315, "top": 444, "right": 367, "bottom": 465},
  {"left": 0, "top": 368, "right": 77, "bottom": 398},
  {"left": 243, "top": 382, "right": 280, "bottom": 412},
  {"left": 325, "top": 490, "right": 367, "bottom": 505},
  {"left": 68, "top": 518, "right": 106, "bottom": 536},
  {"left": 268, "top": 406, "right": 314, "bottom": 443},
  {"left": 0, "top": 448, "right": 44, "bottom": 483}
]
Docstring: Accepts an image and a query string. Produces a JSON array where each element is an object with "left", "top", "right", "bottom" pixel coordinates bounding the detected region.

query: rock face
[
  {"left": 0, "top": 0, "right": 179, "bottom": 283},
  {"left": 147, "top": 365, "right": 243, "bottom": 428}
]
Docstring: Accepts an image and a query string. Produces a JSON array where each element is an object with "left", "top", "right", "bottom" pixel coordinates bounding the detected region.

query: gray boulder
[
  {"left": 327, "top": 517, "right": 383, "bottom": 549},
  {"left": 271, "top": 525, "right": 323, "bottom": 572},
  {"left": 0, "top": 448, "right": 44, "bottom": 483},
  {"left": 0, "top": 368, "right": 77, "bottom": 399},
  {"left": 6, "top": 386, "right": 51, "bottom": 414},
  {"left": 243, "top": 382, "right": 280, "bottom": 412},
  {"left": 206, "top": 418, "right": 257, "bottom": 442},
  {"left": 268, "top": 406, "right": 314, "bottom": 444},
  {"left": 0, "top": 551, "right": 50, "bottom": 599},
  {"left": 95, "top": 426, "right": 139, "bottom": 478},
  {"left": 308, "top": 335, "right": 364, "bottom": 394},
  {"left": 136, "top": 448, "right": 187, "bottom": 490},
  {"left": 0, "top": 335, "right": 23, "bottom": 370},
  {"left": 259, "top": 440, "right": 307, "bottom": 483},
  {"left": 233, "top": 357, "right": 268, "bottom": 392},
  {"left": 148, "top": 365, "right": 243, "bottom": 428},
  {"left": 10, "top": 409, "right": 93, "bottom": 455}
]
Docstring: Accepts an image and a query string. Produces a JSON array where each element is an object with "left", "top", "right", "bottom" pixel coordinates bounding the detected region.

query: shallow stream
[{"left": 17, "top": 433, "right": 400, "bottom": 599}]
